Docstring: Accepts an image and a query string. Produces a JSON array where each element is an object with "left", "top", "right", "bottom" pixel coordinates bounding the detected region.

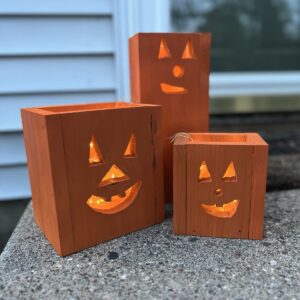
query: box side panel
[
  {"left": 60, "top": 106, "right": 158, "bottom": 253},
  {"left": 249, "top": 144, "right": 269, "bottom": 239},
  {"left": 150, "top": 107, "right": 165, "bottom": 223},
  {"left": 186, "top": 144, "right": 253, "bottom": 239},
  {"left": 45, "top": 115, "right": 74, "bottom": 255},
  {"left": 21, "top": 110, "right": 62, "bottom": 254},
  {"left": 129, "top": 35, "right": 141, "bottom": 103},
  {"left": 173, "top": 143, "right": 187, "bottom": 234}
]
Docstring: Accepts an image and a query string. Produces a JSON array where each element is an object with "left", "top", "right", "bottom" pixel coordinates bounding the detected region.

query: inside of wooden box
[
  {"left": 41, "top": 102, "right": 142, "bottom": 113},
  {"left": 189, "top": 134, "right": 248, "bottom": 143}
]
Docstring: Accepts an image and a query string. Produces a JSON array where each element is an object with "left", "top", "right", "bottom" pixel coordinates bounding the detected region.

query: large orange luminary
[
  {"left": 129, "top": 33, "right": 211, "bottom": 202},
  {"left": 21, "top": 102, "right": 164, "bottom": 256},
  {"left": 173, "top": 133, "right": 268, "bottom": 239}
]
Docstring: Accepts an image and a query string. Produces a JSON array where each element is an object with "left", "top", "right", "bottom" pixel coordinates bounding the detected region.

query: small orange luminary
[
  {"left": 173, "top": 133, "right": 268, "bottom": 239},
  {"left": 129, "top": 33, "right": 211, "bottom": 202},
  {"left": 21, "top": 102, "right": 164, "bottom": 256}
]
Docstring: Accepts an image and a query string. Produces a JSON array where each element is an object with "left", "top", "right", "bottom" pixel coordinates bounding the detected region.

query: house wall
[{"left": 0, "top": 0, "right": 170, "bottom": 200}]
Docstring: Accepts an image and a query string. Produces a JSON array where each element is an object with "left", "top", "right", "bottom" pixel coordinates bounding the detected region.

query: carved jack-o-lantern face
[
  {"left": 198, "top": 161, "right": 239, "bottom": 218},
  {"left": 158, "top": 39, "right": 196, "bottom": 95},
  {"left": 186, "top": 136, "right": 253, "bottom": 238},
  {"left": 87, "top": 133, "right": 141, "bottom": 214},
  {"left": 132, "top": 33, "right": 206, "bottom": 102}
]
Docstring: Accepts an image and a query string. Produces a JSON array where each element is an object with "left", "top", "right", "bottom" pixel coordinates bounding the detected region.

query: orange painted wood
[
  {"left": 129, "top": 33, "right": 211, "bottom": 202},
  {"left": 248, "top": 134, "right": 269, "bottom": 239},
  {"left": 21, "top": 102, "right": 164, "bottom": 256},
  {"left": 173, "top": 133, "right": 268, "bottom": 239},
  {"left": 173, "top": 136, "right": 187, "bottom": 234}
]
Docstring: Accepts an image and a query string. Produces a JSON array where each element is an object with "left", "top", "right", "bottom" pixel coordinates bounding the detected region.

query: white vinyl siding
[
  {"left": 0, "top": 0, "right": 117, "bottom": 200},
  {"left": 0, "top": 0, "right": 170, "bottom": 200}
]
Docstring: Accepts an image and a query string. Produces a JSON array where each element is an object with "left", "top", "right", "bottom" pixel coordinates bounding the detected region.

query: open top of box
[
  {"left": 22, "top": 102, "right": 159, "bottom": 115},
  {"left": 174, "top": 133, "right": 267, "bottom": 146}
]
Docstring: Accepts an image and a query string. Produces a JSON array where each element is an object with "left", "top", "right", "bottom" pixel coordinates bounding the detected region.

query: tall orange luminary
[{"left": 129, "top": 33, "right": 211, "bottom": 201}]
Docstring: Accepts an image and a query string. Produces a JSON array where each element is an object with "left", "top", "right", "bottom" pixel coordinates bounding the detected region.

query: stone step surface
[{"left": 0, "top": 189, "right": 299, "bottom": 299}]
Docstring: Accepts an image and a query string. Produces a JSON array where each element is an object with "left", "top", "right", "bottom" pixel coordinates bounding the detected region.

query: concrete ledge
[{"left": 1, "top": 189, "right": 300, "bottom": 299}]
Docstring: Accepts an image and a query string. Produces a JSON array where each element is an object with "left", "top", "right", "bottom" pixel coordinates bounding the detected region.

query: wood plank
[
  {"left": 186, "top": 143, "right": 253, "bottom": 239},
  {"left": 60, "top": 105, "right": 162, "bottom": 254},
  {"left": 0, "top": 16, "right": 113, "bottom": 55},
  {"left": 150, "top": 107, "right": 165, "bottom": 223},
  {"left": 173, "top": 137, "right": 187, "bottom": 234},
  {"left": 21, "top": 109, "right": 70, "bottom": 255},
  {"left": 249, "top": 135, "right": 268, "bottom": 239},
  {"left": 43, "top": 113, "right": 74, "bottom": 255}
]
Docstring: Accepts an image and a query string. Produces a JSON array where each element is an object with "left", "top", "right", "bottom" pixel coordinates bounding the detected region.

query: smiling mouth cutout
[
  {"left": 200, "top": 200, "right": 240, "bottom": 218},
  {"left": 160, "top": 83, "right": 187, "bottom": 95},
  {"left": 87, "top": 181, "right": 142, "bottom": 214}
]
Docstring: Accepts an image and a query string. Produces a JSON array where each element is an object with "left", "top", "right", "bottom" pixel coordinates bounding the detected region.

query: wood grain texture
[
  {"left": 173, "top": 136, "right": 188, "bottom": 234},
  {"left": 21, "top": 102, "right": 164, "bottom": 256},
  {"left": 150, "top": 108, "right": 165, "bottom": 223},
  {"left": 172, "top": 133, "right": 268, "bottom": 239},
  {"left": 129, "top": 33, "right": 211, "bottom": 202},
  {"left": 248, "top": 134, "right": 268, "bottom": 240},
  {"left": 21, "top": 109, "right": 64, "bottom": 253}
]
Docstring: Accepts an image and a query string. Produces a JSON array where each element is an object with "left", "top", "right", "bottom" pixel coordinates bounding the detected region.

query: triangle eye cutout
[
  {"left": 158, "top": 39, "right": 171, "bottom": 59},
  {"left": 182, "top": 40, "right": 196, "bottom": 59},
  {"left": 124, "top": 134, "right": 136, "bottom": 157},
  {"left": 223, "top": 161, "right": 237, "bottom": 182},
  {"left": 89, "top": 135, "right": 104, "bottom": 165},
  {"left": 199, "top": 161, "right": 212, "bottom": 182}
]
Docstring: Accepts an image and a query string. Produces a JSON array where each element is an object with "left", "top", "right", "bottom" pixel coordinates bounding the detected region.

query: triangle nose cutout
[{"left": 99, "top": 164, "right": 129, "bottom": 187}]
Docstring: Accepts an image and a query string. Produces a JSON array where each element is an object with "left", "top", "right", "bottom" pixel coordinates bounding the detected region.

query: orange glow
[
  {"left": 201, "top": 200, "right": 240, "bottom": 218},
  {"left": 87, "top": 181, "right": 142, "bottom": 214},
  {"left": 99, "top": 164, "right": 129, "bottom": 187},
  {"left": 124, "top": 134, "right": 136, "bottom": 157},
  {"left": 158, "top": 39, "right": 171, "bottom": 59},
  {"left": 199, "top": 161, "right": 212, "bottom": 182},
  {"left": 223, "top": 161, "right": 237, "bottom": 182},
  {"left": 215, "top": 188, "right": 223, "bottom": 196},
  {"left": 182, "top": 40, "right": 196, "bottom": 59},
  {"left": 172, "top": 65, "right": 184, "bottom": 78},
  {"left": 160, "top": 83, "right": 187, "bottom": 94},
  {"left": 89, "top": 135, "right": 104, "bottom": 165}
]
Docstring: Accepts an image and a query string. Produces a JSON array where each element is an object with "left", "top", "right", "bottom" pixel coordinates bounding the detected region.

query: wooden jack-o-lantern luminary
[
  {"left": 173, "top": 133, "right": 268, "bottom": 239},
  {"left": 21, "top": 102, "right": 164, "bottom": 256},
  {"left": 129, "top": 33, "right": 211, "bottom": 202}
]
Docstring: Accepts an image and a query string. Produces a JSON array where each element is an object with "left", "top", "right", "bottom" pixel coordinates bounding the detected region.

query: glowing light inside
[
  {"left": 160, "top": 83, "right": 187, "bottom": 94},
  {"left": 201, "top": 200, "right": 240, "bottom": 218},
  {"left": 99, "top": 164, "right": 129, "bottom": 187},
  {"left": 172, "top": 65, "right": 184, "bottom": 78},
  {"left": 199, "top": 161, "right": 212, "bottom": 182},
  {"left": 86, "top": 181, "right": 142, "bottom": 214},
  {"left": 158, "top": 39, "right": 171, "bottom": 59},
  {"left": 223, "top": 161, "right": 237, "bottom": 182},
  {"left": 89, "top": 135, "right": 104, "bottom": 165},
  {"left": 124, "top": 134, "right": 136, "bottom": 157},
  {"left": 182, "top": 40, "right": 196, "bottom": 59}
]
